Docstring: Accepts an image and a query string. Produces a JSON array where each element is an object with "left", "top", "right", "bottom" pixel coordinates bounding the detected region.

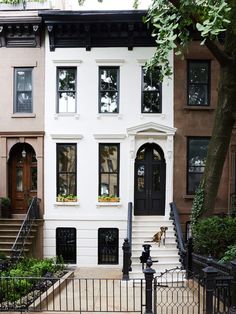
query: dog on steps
[{"left": 144, "top": 226, "right": 168, "bottom": 247}]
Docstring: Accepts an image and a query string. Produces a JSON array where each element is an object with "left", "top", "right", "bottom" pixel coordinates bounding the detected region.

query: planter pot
[{"left": 1, "top": 205, "right": 11, "bottom": 218}]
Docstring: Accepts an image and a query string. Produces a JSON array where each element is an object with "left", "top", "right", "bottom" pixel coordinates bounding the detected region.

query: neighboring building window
[
  {"left": 98, "top": 228, "right": 119, "bottom": 264},
  {"left": 57, "top": 143, "right": 76, "bottom": 197},
  {"left": 14, "top": 68, "right": 33, "bottom": 113},
  {"left": 99, "top": 67, "right": 119, "bottom": 113},
  {"left": 99, "top": 144, "right": 119, "bottom": 197},
  {"left": 187, "top": 60, "right": 210, "bottom": 106},
  {"left": 57, "top": 67, "right": 76, "bottom": 113},
  {"left": 142, "top": 67, "right": 162, "bottom": 113},
  {"left": 187, "top": 137, "right": 209, "bottom": 194},
  {"left": 56, "top": 227, "right": 76, "bottom": 264}
]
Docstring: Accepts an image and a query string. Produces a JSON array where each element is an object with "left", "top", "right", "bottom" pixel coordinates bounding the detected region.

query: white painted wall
[{"left": 44, "top": 33, "right": 174, "bottom": 266}]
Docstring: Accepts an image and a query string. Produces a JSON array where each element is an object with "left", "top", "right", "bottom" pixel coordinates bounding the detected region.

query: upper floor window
[
  {"left": 99, "top": 144, "right": 119, "bottom": 197},
  {"left": 99, "top": 67, "right": 119, "bottom": 113},
  {"left": 187, "top": 137, "right": 209, "bottom": 194},
  {"left": 57, "top": 67, "right": 76, "bottom": 113},
  {"left": 57, "top": 143, "right": 77, "bottom": 197},
  {"left": 14, "top": 68, "right": 33, "bottom": 113},
  {"left": 142, "top": 67, "right": 162, "bottom": 113},
  {"left": 187, "top": 60, "right": 210, "bottom": 106}
]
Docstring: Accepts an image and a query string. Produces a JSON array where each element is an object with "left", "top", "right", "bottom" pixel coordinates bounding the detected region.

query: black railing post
[
  {"left": 203, "top": 266, "right": 218, "bottom": 314},
  {"left": 143, "top": 257, "right": 156, "bottom": 314},
  {"left": 229, "top": 260, "right": 236, "bottom": 314},
  {"left": 122, "top": 238, "right": 131, "bottom": 280},
  {"left": 186, "top": 237, "right": 193, "bottom": 279}
]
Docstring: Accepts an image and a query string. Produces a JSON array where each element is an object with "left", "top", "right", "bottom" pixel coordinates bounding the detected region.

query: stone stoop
[
  {"left": 0, "top": 218, "right": 37, "bottom": 258},
  {"left": 129, "top": 216, "right": 182, "bottom": 279}
]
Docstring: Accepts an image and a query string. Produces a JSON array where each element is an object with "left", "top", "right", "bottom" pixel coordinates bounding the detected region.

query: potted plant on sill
[
  {"left": 56, "top": 194, "right": 78, "bottom": 203},
  {"left": 98, "top": 195, "right": 120, "bottom": 203},
  {"left": 0, "top": 197, "right": 11, "bottom": 218}
]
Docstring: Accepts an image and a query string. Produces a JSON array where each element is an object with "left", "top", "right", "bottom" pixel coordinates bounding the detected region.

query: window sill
[
  {"left": 140, "top": 113, "right": 165, "bottom": 119},
  {"left": 183, "top": 195, "right": 195, "bottom": 200},
  {"left": 11, "top": 113, "right": 36, "bottom": 118},
  {"left": 54, "top": 113, "right": 80, "bottom": 120},
  {"left": 183, "top": 106, "right": 214, "bottom": 111},
  {"left": 96, "top": 202, "right": 122, "bottom": 207},
  {"left": 54, "top": 202, "right": 80, "bottom": 206},
  {"left": 97, "top": 114, "right": 122, "bottom": 120}
]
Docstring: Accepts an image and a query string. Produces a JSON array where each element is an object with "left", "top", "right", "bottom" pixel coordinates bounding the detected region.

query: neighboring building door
[
  {"left": 134, "top": 143, "right": 166, "bottom": 215},
  {"left": 9, "top": 143, "right": 37, "bottom": 214}
]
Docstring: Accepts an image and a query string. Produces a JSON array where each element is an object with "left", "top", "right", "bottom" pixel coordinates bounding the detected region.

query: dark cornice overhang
[
  {"left": 0, "top": 16, "right": 42, "bottom": 48},
  {"left": 39, "top": 10, "right": 155, "bottom": 51}
]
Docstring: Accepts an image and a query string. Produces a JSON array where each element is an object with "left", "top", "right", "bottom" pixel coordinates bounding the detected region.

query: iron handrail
[
  {"left": 11, "top": 197, "right": 39, "bottom": 260},
  {"left": 127, "top": 202, "right": 133, "bottom": 251},
  {"left": 169, "top": 202, "right": 186, "bottom": 268}
]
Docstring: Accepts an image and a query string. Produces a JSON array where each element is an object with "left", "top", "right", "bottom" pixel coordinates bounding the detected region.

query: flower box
[
  {"left": 98, "top": 196, "right": 120, "bottom": 203},
  {"left": 56, "top": 195, "right": 78, "bottom": 203}
]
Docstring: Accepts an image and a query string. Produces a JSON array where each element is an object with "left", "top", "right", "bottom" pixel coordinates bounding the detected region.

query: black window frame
[
  {"left": 99, "top": 143, "right": 120, "bottom": 197},
  {"left": 56, "top": 227, "right": 77, "bottom": 264},
  {"left": 98, "top": 228, "right": 119, "bottom": 265},
  {"left": 14, "top": 67, "right": 33, "bottom": 113},
  {"left": 98, "top": 66, "right": 120, "bottom": 114},
  {"left": 57, "top": 67, "right": 77, "bottom": 113},
  {"left": 56, "top": 143, "right": 77, "bottom": 197},
  {"left": 141, "top": 66, "right": 162, "bottom": 114},
  {"left": 187, "top": 60, "right": 211, "bottom": 106},
  {"left": 187, "top": 137, "right": 210, "bottom": 195}
]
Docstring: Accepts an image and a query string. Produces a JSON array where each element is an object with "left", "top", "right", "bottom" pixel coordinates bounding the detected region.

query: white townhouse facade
[{"left": 41, "top": 10, "right": 177, "bottom": 270}]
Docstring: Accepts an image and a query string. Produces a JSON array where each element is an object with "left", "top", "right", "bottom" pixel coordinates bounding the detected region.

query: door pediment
[{"left": 127, "top": 122, "right": 176, "bottom": 138}]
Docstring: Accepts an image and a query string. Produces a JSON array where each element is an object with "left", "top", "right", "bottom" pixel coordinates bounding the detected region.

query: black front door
[{"left": 134, "top": 143, "right": 166, "bottom": 215}]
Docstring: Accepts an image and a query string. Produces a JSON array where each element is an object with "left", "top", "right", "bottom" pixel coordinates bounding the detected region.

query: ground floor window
[
  {"left": 56, "top": 227, "right": 76, "bottom": 264},
  {"left": 187, "top": 137, "right": 209, "bottom": 194},
  {"left": 98, "top": 228, "right": 119, "bottom": 264}
]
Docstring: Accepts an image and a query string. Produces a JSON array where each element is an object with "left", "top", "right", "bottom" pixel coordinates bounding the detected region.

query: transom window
[
  {"left": 187, "top": 60, "right": 210, "bottom": 106},
  {"left": 57, "top": 67, "right": 76, "bottom": 113},
  {"left": 98, "top": 228, "right": 119, "bottom": 264},
  {"left": 14, "top": 68, "right": 33, "bottom": 113},
  {"left": 99, "top": 144, "right": 119, "bottom": 197},
  {"left": 57, "top": 143, "right": 76, "bottom": 197},
  {"left": 99, "top": 67, "right": 119, "bottom": 113},
  {"left": 142, "top": 67, "right": 162, "bottom": 113},
  {"left": 187, "top": 137, "right": 209, "bottom": 194}
]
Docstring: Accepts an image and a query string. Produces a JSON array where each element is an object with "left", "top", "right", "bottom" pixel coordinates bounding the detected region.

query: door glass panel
[
  {"left": 16, "top": 168, "right": 23, "bottom": 191},
  {"left": 137, "top": 148, "right": 145, "bottom": 160},
  {"left": 32, "top": 154, "right": 37, "bottom": 163},
  {"left": 153, "top": 165, "right": 161, "bottom": 191},
  {"left": 153, "top": 149, "right": 162, "bottom": 160},
  {"left": 30, "top": 167, "right": 37, "bottom": 191},
  {"left": 137, "top": 165, "right": 145, "bottom": 192}
]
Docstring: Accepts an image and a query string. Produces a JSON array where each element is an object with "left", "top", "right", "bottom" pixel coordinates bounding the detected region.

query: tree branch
[{"left": 205, "top": 38, "right": 232, "bottom": 65}]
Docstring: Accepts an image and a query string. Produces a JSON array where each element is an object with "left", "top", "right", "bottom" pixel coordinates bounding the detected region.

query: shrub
[
  {"left": 220, "top": 244, "right": 236, "bottom": 263},
  {"left": 193, "top": 216, "right": 236, "bottom": 259}
]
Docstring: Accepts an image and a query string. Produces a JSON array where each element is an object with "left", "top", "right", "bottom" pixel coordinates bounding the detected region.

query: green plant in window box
[
  {"left": 56, "top": 194, "right": 78, "bottom": 203},
  {"left": 98, "top": 195, "right": 120, "bottom": 202}
]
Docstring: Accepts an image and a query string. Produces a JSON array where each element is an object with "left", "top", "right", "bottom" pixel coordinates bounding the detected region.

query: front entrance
[
  {"left": 8, "top": 143, "right": 37, "bottom": 214},
  {"left": 134, "top": 143, "right": 166, "bottom": 215}
]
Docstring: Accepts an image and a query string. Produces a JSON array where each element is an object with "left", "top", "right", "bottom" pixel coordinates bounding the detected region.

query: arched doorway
[
  {"left": 134, "top": 143, "right": 166, "bottom": 215},
  {"left": 8, "top": 143, "right": 37, "bottom": 214}
]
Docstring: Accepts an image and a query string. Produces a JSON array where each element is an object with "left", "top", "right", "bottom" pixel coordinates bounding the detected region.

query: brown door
[
  {"left": 9, "top": 143, "right": 37, "bottom": 214},
  {"left": 134, "top": 143, "right": 166, "bottom": 215}
]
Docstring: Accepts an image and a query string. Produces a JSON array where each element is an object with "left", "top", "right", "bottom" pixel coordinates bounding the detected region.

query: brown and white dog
[{"left": 145, "top": 226, "right": 168, "bottom": 247}]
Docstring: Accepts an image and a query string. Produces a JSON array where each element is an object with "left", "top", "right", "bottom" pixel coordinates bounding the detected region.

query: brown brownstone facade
[{"left": 174, "top": 41, "right": 236, "bottom": 235}]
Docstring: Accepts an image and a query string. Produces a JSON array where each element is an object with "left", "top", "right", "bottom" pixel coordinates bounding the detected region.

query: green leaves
[{"left": 145, "top": 0, "right": 231, "bottom": 80}]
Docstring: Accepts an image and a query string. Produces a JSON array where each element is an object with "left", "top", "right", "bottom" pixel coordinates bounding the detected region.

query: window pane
[
  {"left": 57, "top": 144, "right": 76, "bottom": 196},
  {"left": 137, "top": 148, "right": 145, "bottom": 160},
  {"left": 56, "top": 228, "right": 76, "bottom": 264},
  {"left": 188, "top": 61, "right": 209, "bottom": 106},
  {"left": 98, "top": 228, "right": 119, "bottom": 264},
  {"left": 188, "top": 138, "right": 209, "bottom": 194},
  {"left": 137, "top": 165, "right": 145, "bottom": 192},
  {"left": 142, "top": 67, "right": 162, "bottom": 113},
  {"left": 15, "top": 68, "right": 32, "bottom": 113},
  {"left": 153, "top": 165, "right": 160, "bottom": 191},
  {"left": 100, "top": 91, "right": 118, "bottom": 113},
  {"left": 16, "top": 168, "right": 23, "bottom": 191},
  {"left": 99, "top": 67, "right": 119, "bottom": 113},
  {"left": 58, "top": 69, "right": 76, "bottom": 91},
  {"left": 99, "top": 144, "right": 119, "bottom": 197},
  {"left": 189, "top": 62, "right": 208, "bottom": 83},
  {"left": 58, "top": 92, "right": 76, "bottom": 113}
]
